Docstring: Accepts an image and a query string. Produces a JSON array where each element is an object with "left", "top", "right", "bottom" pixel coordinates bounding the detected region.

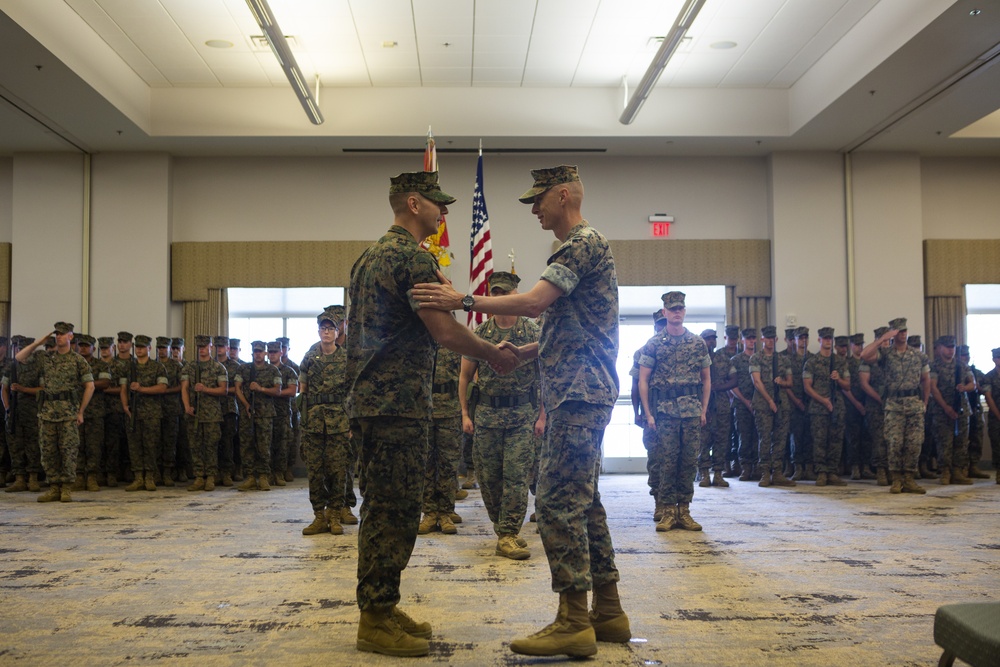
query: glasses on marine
[{"left": 319, "top": 326, "right": 336, "bottom": 332}]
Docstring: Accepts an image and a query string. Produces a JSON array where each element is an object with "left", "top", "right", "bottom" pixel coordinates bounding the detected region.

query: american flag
[{"left": 469, "top": 151, "right": 493, "bottom": 327}]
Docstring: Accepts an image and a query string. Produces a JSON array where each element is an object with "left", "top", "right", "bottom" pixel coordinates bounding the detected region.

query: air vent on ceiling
[{"left": 251, "top": 35, "right": 299, "bottom": 51}]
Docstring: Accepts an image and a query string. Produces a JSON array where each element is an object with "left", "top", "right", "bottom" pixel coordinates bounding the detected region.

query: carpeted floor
[{"left": 1, "top": 471, "right": 997, "bottom": 666}]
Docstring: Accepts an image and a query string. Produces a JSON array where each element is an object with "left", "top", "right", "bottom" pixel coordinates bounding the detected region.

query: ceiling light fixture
[
  {"left": 620, "top": 0, "right": 708, "bottom": 125},
  {"left": 245, "top": 0, "right": 324, "bottom": 125}
]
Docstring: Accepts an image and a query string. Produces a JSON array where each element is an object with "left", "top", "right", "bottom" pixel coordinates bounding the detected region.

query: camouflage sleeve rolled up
[
  {"left": 302, "top": 346, "right": 351, "bottom": 434},
  {"left": 37, "top": 351, "right": 94, "bottom": 422}
]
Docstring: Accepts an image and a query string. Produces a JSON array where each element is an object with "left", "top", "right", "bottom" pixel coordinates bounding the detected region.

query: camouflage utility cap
[
  {"left": 993, "top": 348, "right": 1000, "bottom": 358},
  {"left": 44, "top": 337, "right": 56, "bottom": 349},
  {"left": 725, "top": 325, "right": 740, "bottom": 337},
  {"left": 488, "top": 271, "right": 521, "bottom": 293},
  {"left": 134, "top": 335, "right": 152, "bottom": 347},
  {"left": 77, "top": 334, "right": 96, "bottom": 346},
  {"left": 117, "top": 331, "right": 133, "bottom": 342},
  {"left": 907, "top": 335, "right": 922, "bottom": 347},
  {"left": 661, "top": 291, "right": 686, "bottom": 309},
  {"left": 700, "top": 328, "right": 718, "bottom": 339},
  {"left": 98, "top": 336, "right": 114, "bottom": 348},
  {"left": 834, "top": 335, "right": 848, "bottom": 346},
  {"left": 9, "top": 335, "right": 22, "bottom": 347},
  {"left": 784, "top": 328, "right": 796, "bottom": 339},
  {"left": 818, "top": 327, "right": 835, "bottom": 339},
  {"left": 53, "top": 322, "right": 74, "bottom": 334},
  {"left": 389, "top": 171, "right": 457, "bottom": 205},
  {"left": 194, "top": 334, "right": 212, "bottom": 347},
  {"left": 653, "top": 310, "right": 667, "bottom": 324},
  {"left": 276, "top": 337, "right": 290, "bottom": 346},
  {"left": 761, "top": 325, "right": 777, "bottom": 339},
  {"left": 267, "top": 341, "right": 281, "bottom": 353},
  {"left": 156, "top": 336, "right": 171, "bottom": 348},
  {"left": 937, "top": 335, "right": 956, "bottom": 347},
  {"left": 795, "top": 326, "right": 810, "bottom": 338},
  {"left": 319, "top": 305, "right": 346, "bottom": 325},
  {"left": 171, "top": 337, "right": 185, "bottom": 348},
  {"left": 517, "top": 165, "right": 580, "bottom": 203},
  {"left": 227, "top": 338, "right": 239, "bottom": 348},
  {"left": 889, "top": 317, "right": 907, "bottom": 331},
  {"left": 741, "top": 328, "right": 757, "bottom": 339},
  {"left": 250, "top": 340, "right": 266, "bottom": 353},
  {"left": 214, "top": 336, "right": 229, "bottom": 347},
  {"left": 850, "top": 333, "right": 865, "bottom": 345},
  {"left": 874, "top": 326, "right": 889, "bottom": 338},
  {"left": 957, "top": 344, "right": 970, "bottom": 355}
]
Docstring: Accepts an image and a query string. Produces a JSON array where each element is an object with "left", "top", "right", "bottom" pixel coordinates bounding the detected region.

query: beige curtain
[
  {"left": 725, "top": 286, "right": 770, "bottom": 332},
  {"left": 0, "top": 303, "right": 8, "bottom": 339},
  {"left": 925, "top": 294, "right": 966, "bottom": 347},
  {"left": 0, "top": 243, "right": 9, "bottom": 338},
  {"left": 183, "top": 288, "right": 229, "bottom": 360}
]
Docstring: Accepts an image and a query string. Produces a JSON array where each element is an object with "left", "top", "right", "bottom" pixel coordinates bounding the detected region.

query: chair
[{"left": 933, "top": 602, "right": 1000, "bottom": 667}]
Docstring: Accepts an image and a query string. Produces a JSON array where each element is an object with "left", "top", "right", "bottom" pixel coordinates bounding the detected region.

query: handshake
[{"left": 488, "top": 341, "right": 521, "bottom": 375}]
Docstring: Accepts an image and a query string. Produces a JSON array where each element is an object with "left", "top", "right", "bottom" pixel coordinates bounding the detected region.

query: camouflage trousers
[
  {"left": 239, "top": 413, "right": 273, "bottom": 477},
  {"left": 9, "top": 401, "right": 41, "bottom": 475},
  {"left": 423, "top": 416, "right": 461, "bottom": 516},
  {"left": 104, "top": 410, "right": 124, "bottom": 478},
  {"left": 653, "top": 413, "right": 701, "bottom": 506},
  {"left": 988, "top": 414, "right": 1000, "bottom": 468},
  {"left": 734, "top": 403, "right": 758, "bottom": 465},
  {"left": 641, "top": 424, "right": 659, "bottom": 500},
  {"left": 271, "top": 412, "right": 291, "bottom": 475},
  {"left": 884, "top": 400, "right": 924, "bottom": 473},
  {"left": 460, "top": 430, "right": 474, "bottom": 477},
  {"left": 699, "top": 401, "right": 730, "bottom": 472},
  {"left": 754, "top": 404, "right": 790, "bottom": 471},
  {"left": 126, "top": 418, "right": 160, "bottom": 473},
  {"left": 968, "top": 409, "right": 984, "bottom": 466},
  {"left": 75, "top": 413, "right": 104, "bottom": 476},
  {"left": 537, "top": 402, "right": 619, "bottom": 594},
  {"left": 39, "top": 419, "right": 80, "bottom": 485},
  {"left": 844, "top": 402, "right": 870, "bottom": 468},
  {"left": 789, "top": 406, "right": 813, "bottom": 465},
  {"left": 287, "top": 409, "right": 300, "bottom": 472},
  {"left": 929, "top": 407, "right": 969, "bottom": 471},
  {"left": 354, "top": 417, "right": 428, "bottom": 612},
  {"left": 473, "top": 418, "right": 535, "bottom": 536},
  {"left": 218, "top": 413, "right": 237, "bottom": 476},
  {"left": 301, "top": 427, "right": 350, "bottom": 512},
  {"left": 159, "top": 413, "right": 179, "bottom": 468},
  {"left": 175, "top": 415, "right": 191, "bottom": 473},
  {"left": 866, "top": 402, "right": 887, "bottom": 469},
  {"left": 186, "top": 418, "right": 221, "bottom": 478},
  {"left": 809, "top": 403, "right": 846, "bottom": 474}
]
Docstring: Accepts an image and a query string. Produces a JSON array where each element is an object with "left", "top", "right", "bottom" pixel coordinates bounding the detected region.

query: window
[
  {"left": 965, "top": 285, "right": 1000, "bottom": 371},
  {"left": 228, "top": 287, "right": 344, "bottom": 362}
]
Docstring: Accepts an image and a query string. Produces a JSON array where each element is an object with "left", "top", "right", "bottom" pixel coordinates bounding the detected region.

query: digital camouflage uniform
[
  {"left": 534, "top": 220, "right": 620, "bottom": 594},
  {"left": 966, "top": 361, "right": 986, "bottom": 471},
  {"left": 301, "top": 341, "right": 351, "bottom": 513},
  {"left": 3, "top": 351, "right": 43, "bottom": 478},
  {"left": 159, "top": 354, "right": 184, "bottom": 474},
  {"left": 860, "top": 353, "right": 888, "bottom": 472},
  {"left": 789, "top": 348, "right": 813, "bottom": 469},
  {"left": 879, "top": 345, "right": 929, "bottom": 474},
  {"left": 273, "top": 360, "right": 298, "bottom": 478},
  {"left": 236, "top": 358, "right": 282, "bottom": 478},
  {"left": 424, "top": 347, "right": 464, "bottom": 517},
  {"left": 701, "top": 347, "right": 733, "bottom": 474},
  {"left": 844, "top": 352, "right": 870, "bottom": 472},
  {"left": 640, "top": 329, "right": 710, "bottom": 506},
  {"left": 281, "top": 352, "right": 301, "bottom": 475},
  {"left": 631, "top": 341, "right": 659, "bottom": 498},
  {"left": 929, "top": 355, "right": 972, "bottom": 474},
  {"left": 729, "top": 351, "right": 757, "bottom": 468},
  {"left": 217, "top": 352, "right": 241, "bottom": 481},
  {"left": 749, "top": 349, "right": 792, "bottom": 473},
  {"left": 803, "top": 351, "right": 849, "bottom": 475},
  {"left": 107, "top": 353, "right": 136, "bottom": 481},
  {"left": 122, "top": 356, "right": 167, "bottom": 476},
  {"left": 982, "top": 366, "right": 1000, "bottom": 470},
  {"left": 469, "top": 316, "right": 540, "bottom": 536},
  {"left": 181, "top": 358, "right": 228, "bottom": 479},
  {"left": 38, "top": 350, "right": 94, "bottom": 486},
  {"left": 347, "top": 224, "right": 438, "bottom": 613}
]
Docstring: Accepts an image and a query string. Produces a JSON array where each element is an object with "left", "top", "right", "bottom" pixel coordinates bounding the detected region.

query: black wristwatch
[{"left": 462, "top": 295, "right": 475, "bottom": 312}]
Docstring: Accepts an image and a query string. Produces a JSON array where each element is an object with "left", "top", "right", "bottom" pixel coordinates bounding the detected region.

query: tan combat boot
[
  {"left": 655, "top": 505, "right": 678, "bottom": 532},
  {"left": 161, "top": 467, "right": 175, "bottom": 487},
  {"left": 187, "top": 477, "right": 205, "bottom": 492},
  {"left": 771, "top": 469, "right": 796, "bottom": 487},
  {"left": 302, "top": 510, "right": 330, "bottom": 536},
  {"left": 257, "top": 474, "right": 271, "bottom": 491},
  {"left": 60, "top": 485, "right": 72, "bottom": 502},
  {"left": 326, "top": 508, "right": 344, "bottom": 535},
  {"left": 438, "top": 513, "right": 457, "bottom": 535},
  {"left": 273, "top": 471, "right": 286, "bottom": 487},
  {"left": 454, "top": 488, "right": 469, "bottom": 500},
  {"left": 144, "top": 472, "right": 157, "bottom": 492},
  {"left": 496, "top": 535, "right": 530, "bottom": 560},
  {"left": 712, "top": 470, "right": 729, "bottom": 487},
  {"left": 901, "top": 473, "right": 926, "bottom": 494},
  {"left": 125, "top": 475, "right": 145, "bottom": 492},
  {"left": 653, "top": 503, "right": 668, "bottom": 522},
  {"left": 356, "top": 609, "right": 429, "bottom": 657},
  {"left": 220, "top": 472, "right": 233, "bottom": 487},
  {"left": 393, "top": 606, "right": 431, "bottom": 639},
  {"left": 791, "top": 464, "right": 806, "bottom": 482},
  {"left": 105, "top": 472, "right": 117, "bottom": 488},
  {"left": 876, "top": 467, "right": 889, "bottom": 486},
  {"left": 237, "top": 475, "right": 257, "bottom": 492},
  {"left": 968, "top": 464, "right": 990, "bottom": 479},
  {"left": 815, "top": 471, "right": 828, "bottom": 487},
  {"left": 804, "top": 463, "right": 817, "bottom": 481},
  {"left": 340, "top": 507, "right": 359, "bottom": 525},
  {"left": 37, "top": 484, "right": 61, "bottom": 503},
  {"left": 939, "top": 468, "right": 951, "bottom": 485},
  {"left": 28, "top": 473, "right": 40, "bottom": 492},
  {"left": 676, "top": 503, "right": 702, "bottom": 531},
  {"left": 589, "top": 582, "right": 631, "bottom": 643},
  {"left": 950, "top": 468, "right": 973, "bottom": 485},
  {"left": 71, "top": 474, "right": 86, "bottom": 491},
  {"left": 889, "top": 471, "right": 903, "bottom": 494},
  {"left": 284, "top": 469, "right": 294, "bottom": 482},
  {"left": 698, "top": 468, "right": 711, "bottom": 488},
  {"left": 461, "top": 472, "right": 477, "bottom": 489},
  {"left": 758, "top": 469, "right": 772, "bottom": 487},
  {"left": 448, "top": 511, "right": 462, "bottom": 524},
  {"left": 827, "top": 473, "right": 847, "bottom": 486},
  {"left": 86, "top": 473, "right": 100, "bottom": 492},
  {"left": 417, "top": 513, "right": 438, "bottom": 535},
  {"left": 509, "top": 591, "right": 597, "bottom": 657},
  {"left": 203, "top": 475, "right": 215, "bottom": 492},
  {"left": 5, "top": 475, "right": 27, "bottom": 493}
]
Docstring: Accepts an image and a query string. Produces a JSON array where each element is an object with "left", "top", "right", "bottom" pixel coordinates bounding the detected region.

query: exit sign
[{"left": 650, "top": 221, "right": 671, "bottom": 238}]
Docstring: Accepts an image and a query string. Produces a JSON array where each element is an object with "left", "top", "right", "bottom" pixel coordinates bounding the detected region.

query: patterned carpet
[{"left": 0, "top": 472, "right": 997, "bottom": 666}]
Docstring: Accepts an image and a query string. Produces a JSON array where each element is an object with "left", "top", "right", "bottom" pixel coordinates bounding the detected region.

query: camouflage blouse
[
  {"left": 181, "top": 359, "right": 228, "bottom": 423},
  {"left": 37, "top": 350, "right": 94, "bottom": 422},
  {"left": 300, "top": 345, "right": 350, "bottom": 435},
  {"left": 120, "top": 359, "right": 167, "bottom": 420}
]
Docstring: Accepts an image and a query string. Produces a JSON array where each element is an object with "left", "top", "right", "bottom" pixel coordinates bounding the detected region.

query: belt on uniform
[
  {"left": 44, "top": 391, "right": 76, "bottom": 401},
  {"left": 659, "top": 384, "right": 701, "bottom": 400},
  {"left": 887, "top": 388, "right": 920, "bottom": 398},
  {"left": 433, "top": 380, "right": 457, "bottom": 394},
  {"left": 487, "top": 394, "right": 532, "bottom": 409},
  {"left": 307, "top": 393, "right": 343, "bottom": 406}
]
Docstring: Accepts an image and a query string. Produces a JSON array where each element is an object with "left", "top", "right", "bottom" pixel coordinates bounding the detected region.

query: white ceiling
[{"left": 1, "top": 0, "right": 999, "bottom": 157}]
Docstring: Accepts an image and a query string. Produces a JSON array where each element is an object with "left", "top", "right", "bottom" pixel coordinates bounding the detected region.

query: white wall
[
  {"left": 921, "top": 157, "right": 1000, "bottom": 239},
  {"left": 0, "top": 157, "right": 12, "bottom": 244},
  {"left": 11, "top": 153, "right": 84, "bottom": 334}
]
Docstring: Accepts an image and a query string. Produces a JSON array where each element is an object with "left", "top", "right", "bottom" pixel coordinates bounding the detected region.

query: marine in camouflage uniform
[
  {"left": 235, "top": 341, "right": 282, "bottom": 489},
  {"left": 278, "top": 336, "right": 301, "bottom": 481},
  {"left": 630, "top": 310, "right": 667, "bottom": 501},
  {"left": 419, "top": 345, "right": 464, "bottom": 535},
  {"left": 299, "top": 306, "right": 353, "bottom": 534},
  {"left": 458, "top": 271, "right": 541, "bottom": 553},
  {"left": 3, "top": 336, "right": 44, "bottom": 493},
  {"left": 928, "top": 335, "right": 974, "bottom": 485},
  {"left": 181, "top": 335, "right": 229, "bottom": 491},
  {"left": 170, "top": 337, "right": 191, "bottom": 481},
  {"left": 842, "top": 334, "right": 874, "bottom": 480},
  {"left": 860, "top": 318, "right": 929, "bottom": 493},
  {"left": 981, "top": 348, "right": 1000, "bottom": 484},
  {"left": 959, "top": 345, "right": 989, "bottom": 479},
  {"left": 0, "top": 337, "right": 8, "bottom": 486},
  {"left": 156, "top": 337, "right": 183, "bottom": 486},
  {"left": 105, "top": 332, "right": 135, "bottom": 485},
  {"left": 859, "top": 327, "right": 891, "bottom": 485},
  {"left": 728, "top": 329, "right": 758, "bottom": 480},
  {"left": 699, "top": 327, "right": 736, "bottom": 488},
  {"left": 639, "top": 291, "right": 711, "bottom": 531},
  {"left": 269, "top": 341, "right": 298, "bottom": 485},
  {"left": 75, "top": 335, "right": 111, "bottom": 491},
  {"left": 122, "top": 335, "right": 168, "bottom": 491},
  {"left": 789, "top": 327, "right": 815, "bottom": 480},
  {"left": 803, "top": 327, "right": 852, "bottom": 486},
  {"left": 20, "top": 323, "right": 95, "bottom": 503},
  {"left": 214, "top": 336, "right": 239, "bottom": 486},
  {"left": 749, "top": 325, "right": 794, "bottom": 487}
]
